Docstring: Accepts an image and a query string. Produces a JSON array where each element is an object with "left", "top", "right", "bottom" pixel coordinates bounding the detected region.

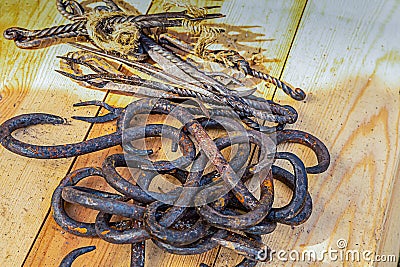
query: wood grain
[
  {"left": 0, "top": 2, "right": 106, "bottom": 266},
  {"left": 268, "top": 0, "right": 400, "bottom": 266},
  {"left": 0, "top": 0, "right": 399, "bottom": 266}
]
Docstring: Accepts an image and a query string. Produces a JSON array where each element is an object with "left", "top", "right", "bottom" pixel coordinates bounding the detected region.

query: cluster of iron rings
[{"left": 0, "top": 97, "right": 330, "bottom": 267}]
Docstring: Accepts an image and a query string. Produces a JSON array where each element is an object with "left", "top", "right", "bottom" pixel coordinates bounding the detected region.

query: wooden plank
[
  {"left": 0, "top": 1, "right": 152, "bottom": 266},
  {"left": 0, "top": 2, "right": 107, "bottom": 267},
  {"left": 263, "top": 0, "right": 400, "bottom": 266}
]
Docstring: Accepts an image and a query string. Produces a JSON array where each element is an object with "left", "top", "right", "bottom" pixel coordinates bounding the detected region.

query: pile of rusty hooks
[
  {"left": 1, "top": 1, "right": 330, "bottom": 266},
  {"left": 0, "top": 97, "right": 330, "bottom": 267}
]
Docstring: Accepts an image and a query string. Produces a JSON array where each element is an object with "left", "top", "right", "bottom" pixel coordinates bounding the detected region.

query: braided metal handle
[{"left": 250, "top": 69, "right": 306, "bottom": 101}]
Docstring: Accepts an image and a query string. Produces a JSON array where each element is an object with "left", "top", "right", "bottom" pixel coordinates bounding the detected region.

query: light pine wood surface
[{"left": 0, "top": 0, "right": 398, "bottom": 266}]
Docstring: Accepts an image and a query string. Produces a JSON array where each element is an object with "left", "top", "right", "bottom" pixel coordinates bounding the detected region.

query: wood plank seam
[
  {"left": 271, "top": 0, "right": 308, "bottom": 102},
  {"left": 247, "top": 0, "right": 309, "bottom": 180},
  {"left": 212, "top": 1, "right": 310, "bottom": 265},
  {"left": 245, "top": 0, "right": 309, "bottom": 183}
]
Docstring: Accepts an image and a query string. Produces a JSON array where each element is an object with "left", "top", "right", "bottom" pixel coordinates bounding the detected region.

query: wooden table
[{"left": 0, "top": 0, "right": 399, "bottom": 266}]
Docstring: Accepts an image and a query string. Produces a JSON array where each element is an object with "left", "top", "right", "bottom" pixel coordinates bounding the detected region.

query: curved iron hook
[
  {"left": 0, "top": 113, "right": 122, "bottom": 159},
  {"left": 276, "top": 129, "right": 330, "bottom": 174},
  {"left": 59, "top": 246, "right": 96, "bottom": 267}
]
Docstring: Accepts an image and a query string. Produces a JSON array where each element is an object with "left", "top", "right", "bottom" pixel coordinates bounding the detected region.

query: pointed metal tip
[
  {"left": 56, "top": 55, "right": 67, "bottom": 59},
  {"left": 67, "top": 42, "right": 100, "bottom": 53},
  {"left": 54, "top": 69, "right": 66, "bottom": 75},
  {"left": 67, "top": 42, "right": 84, "bottom": 48},
  {"left": 54, "top": 69, "right": 73, "bottom": 78}
]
